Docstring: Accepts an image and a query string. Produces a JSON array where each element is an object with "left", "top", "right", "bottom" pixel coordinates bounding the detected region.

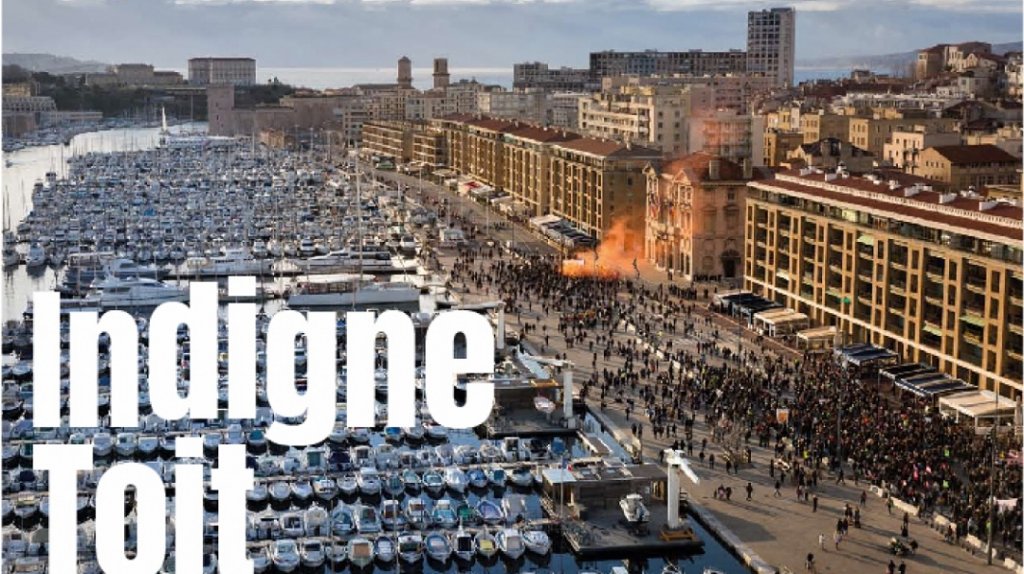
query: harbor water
[{"left": 2, "top": 123, "right": 202, "bottom": 323}]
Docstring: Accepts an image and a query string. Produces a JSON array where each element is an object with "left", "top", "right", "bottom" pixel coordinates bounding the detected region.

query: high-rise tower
[
  {"left": 746, "top": 7, "right": 796, "bottom": 89},
  {"left": 398, "top": 56, "right": 413, "bottom": 89},
  {"left": 433, "top": 58, "right": 450, "bottom": 89}
]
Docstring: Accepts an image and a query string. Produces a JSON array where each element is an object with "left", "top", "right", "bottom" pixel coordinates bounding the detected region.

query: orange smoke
[{"left": 560, "top": 218, "right": 642, "bottom": 280}]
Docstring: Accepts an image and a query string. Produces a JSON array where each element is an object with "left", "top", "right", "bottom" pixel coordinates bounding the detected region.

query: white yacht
[
  {"left": 185, "top": 248, "right": 271, "bottom": 277},
  {"left": 90, "top": 276, "right": 188, "bottom": 308},
  {"left": 24, "top": 244, "right": 46, "bottom": 269}
]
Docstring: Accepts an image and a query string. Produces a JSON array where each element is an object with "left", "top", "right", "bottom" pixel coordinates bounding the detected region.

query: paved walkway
[{"left": 382, "top": 168, "right": 1012, "bottom": 574}]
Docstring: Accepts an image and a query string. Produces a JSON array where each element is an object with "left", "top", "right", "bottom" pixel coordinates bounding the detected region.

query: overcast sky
[{"left": 3, "top": 0, "right": 1022, "bottom": 69}]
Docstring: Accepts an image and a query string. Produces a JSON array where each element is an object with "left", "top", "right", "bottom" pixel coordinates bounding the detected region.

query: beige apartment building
[
  {"left": 883, "top": 129, "right": 961, "bottom": 169},
  {"left": 847, "top": 115, "right": 959, "bottom": 157},
  {"left": 763, "top": 129, "right": 804, "bottom": 167},
  {"left": 578, "top": 84, "right": 712, "bottom": 154},
  {"left": 644, "top": 154, "right": 750, "bottom": 280},
  {"left": 799, "top": 111, "right": 850, "bottom": 144},
  {"left": 914, "top": 144, "right": 1020, "bottom": 190},
  {"left": 362, "top": 120, "right": 414, "bottom": 162},
  {"left": 745, "top": 169, "right": 1023, "bottom": 397},
  {"left": 432, "top": 115, "right": 661, "bottom": 243}
]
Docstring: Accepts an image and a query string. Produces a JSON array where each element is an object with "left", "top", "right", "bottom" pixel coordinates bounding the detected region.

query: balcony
[
  {"left": 890, "top": 281, "right": 907, "bottom": 296},
  {"left": 961, "top": 331, "right": 983, "bottom": 348}
]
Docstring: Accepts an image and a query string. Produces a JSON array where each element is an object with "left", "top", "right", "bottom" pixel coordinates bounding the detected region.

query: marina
[{"left": 1, "top": 126, "right": 749, "bottom": 574}]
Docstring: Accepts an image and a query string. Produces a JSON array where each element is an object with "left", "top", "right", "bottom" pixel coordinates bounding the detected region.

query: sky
[{"left": 3, "top": 0, "right": 1022, "bottom": 70}]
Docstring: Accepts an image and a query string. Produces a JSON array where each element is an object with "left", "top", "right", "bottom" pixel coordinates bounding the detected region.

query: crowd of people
[
  {"left": 443, "top": 246, "right": 1023, "bottom": 562},
  {"left": 406, "top": 175, "right": 1023, "bottom": 566}
]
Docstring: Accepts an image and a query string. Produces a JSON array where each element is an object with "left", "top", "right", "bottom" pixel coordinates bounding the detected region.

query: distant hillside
[
  {"left": 797, "top": 41, "right": 1023, "bottom": 74},
  {"left": 3, "top": 53, "right": 109, "bottom": 74}
]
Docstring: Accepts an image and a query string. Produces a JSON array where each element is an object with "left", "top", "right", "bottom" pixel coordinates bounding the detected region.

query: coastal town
[{"left": 2, "top": 3, "right": 1023, "bottom": 574}]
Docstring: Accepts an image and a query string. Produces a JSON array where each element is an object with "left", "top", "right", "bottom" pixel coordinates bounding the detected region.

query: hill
[
  {"left": 797, "top": 41, "right": 1023, "bottom": 74},
  {"left": 2, "top": 53, "right": 109, "bottom": 74}
]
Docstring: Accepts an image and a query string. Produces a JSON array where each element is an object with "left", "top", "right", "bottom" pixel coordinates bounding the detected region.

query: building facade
[
  {"left": 188, "top": 57, "right": 256, "bottom": 86},
  {"left": 432, "top": 115, "right": 661, "bottom": 243},
  {"left": 746, "top": 7, "right": 796, "bottom": 88},
  {"left": 513, "top": 62, "right": 592, "bottom": 92},
  {"left": 645, "top": 154, "right": 749, "bottom": 280},
  {"left": 914, "top": 144, "right": 1020, "bottom": 190},
  {"left": 883, "top": 129, "right": 961, "bottom": 170},
  {"left": 745, "top": 169, "right": 1023, "bottom": 397},
  {"left": 589, "top": 50, "right": 747, "bottom": 80}
]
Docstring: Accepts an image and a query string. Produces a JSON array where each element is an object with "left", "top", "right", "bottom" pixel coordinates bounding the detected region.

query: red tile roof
[
  {"left": 554, "top": 138, "right": 661, "bottom": 158},
  {"left": 660, "top": 152, "right": 746, "bottom": 181},
  {"left": 928, "top": 144, "right": 1019, "bottom": 164},
  {"left": 761, "top": 170, "right": 1022, "bottom": 241}
]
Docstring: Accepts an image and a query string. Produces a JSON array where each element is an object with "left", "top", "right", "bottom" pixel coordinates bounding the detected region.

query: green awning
[
  {"left": 856, "top": 235, "right": 875, "bottom": 246},
  {"left": 923, "top": 323, "right": 944, "bottom": 336},
  {"left": 777, "top": 270, "right": 790, "bottom": 281},
  {"left": 960, "top": 313, "right": 986, "bottom": 328}
]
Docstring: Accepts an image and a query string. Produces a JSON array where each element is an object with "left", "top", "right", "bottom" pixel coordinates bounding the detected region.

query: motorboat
[
  {"left": 380, "top": 498, "right": 406, "bottom": 530},
  {"left": 374, "top": 534, "right": 397, "bottom": 563},
  {"left": 92, "top": 433, "right": 113, "bottom": 457},
  {"left": 404, "top": 496, "right": 430, "bottom": 529},
  {"left": 487, "top": 466, "right": 507, "bottom": 488},
  {"left": 401, "top": 468, "right": 422, "bottom": 491},
  {"left": 299, "top": 539, "right": 326, "bottom": 568},
  {"left": 431, "top": 498, "right": 458, "bottom": 529},
  {"left": 510, "top": 465, "right": 535, "bottom": 488},
  {"left": 325, "top": 541, "right": 347, "bottom": 568},
  {"left": 451, "top": 526, "right": 475, "bottom": 562},
  {"left": 114, "top": 432, "right": 138, "bottom": 457},
  {"left": 496, "top": 527, "right": 526, "bottom": 560},
  {"left": 269, "top": 481, "right": 291, "bottom": 505},
  {"left": 280, "top": 512, "right": 305, "bottom": 538},
  {"left": 476, "top": 498, "right": 505, "bottom": 525},
  {"left": 337, "top": 473, "right": 358, "bottom": 497},
  {"left": 620, "top": 493, "right": 651, "bottom": 524},
  {"left": 24, "top": 244, "right": 46, "bottom": 269},
  {"left": 358, "top": 467, "right": 381, "bottom": 495},
  {"left": 444, "top": 466, "right": 468, "bottom": 493},
  {"left": 246, "top": 483, "right": 269, "bottom": 507},
  {"left": 184, "top": 248, "right": 270, "bottom": 277},
  {"left": 425, "top": 530, "right": 453, "bottom": 563},
  {"left": 383, "top": 473, "right": 405, "bottom": 497},
  {"left": 347, "top": 537, "right": 375, "bottom": 569},
  {"left": 90, "top": 276, "right": 188, "bottom": 308},
  {"left": 313, "top": 476, "right": 337, "bottom": 501},
  {"left": 467, "top": 468, "right": 488, "bottom": 489},
  {"left": 269, "top": 539, "right": 300, "bottom": 573},
  {"left": 303, "top": 505, "right": 329, "bottom": 536},
  {"left": 248, "top": 546, "right": 271, "bottom": 574},
  {"left": 330, "top": 504, "right": 355, "bottom": 536},
  {"left": 522, "top": 528, "right": 552, "bottom": 555},
  {"left": 354, "top": 504, "right": 382, "bottom": 534},
  {"left": 474, "top": 529, "right": 499, "bottom": 559},
  {"left": 104, "top": 258, "right": 166, "bottom": 280},
  {"left": 422, "top": 469, "right": 445, "bottom": 493},
  {"left": 290, "top": 479, "right": 313, "bottom": 503},
  {"left": 397, "top": 532, "right": 424, "bottom": 564}
]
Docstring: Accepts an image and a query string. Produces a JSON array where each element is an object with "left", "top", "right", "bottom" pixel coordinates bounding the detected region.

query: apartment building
[
  {"left": 589, "top": 50, "right": 747, "bottom": 80},
  {"left": 763, "top": 129, "right": 804, "bottom": 167},
  {"left": 848, "top": 115, "right": 960, "bottom": 157},
  {"left": 644, "top": 154, "right": 751, "bottom": 280},
  {"left": 432, "top": 115, "right": 661, "bottom": 242},
  {"left": 362, "top": 120, "right": 415, "bottom": 162},
  {"left": 799, "top": 111, "right": 850, "bottom": 144},
  {"left": 883, "top": 129, "right": 961, "bottom": 169},
  {"left": 188, "top": 57, "right": 256, "bottom": 86},
  {"left": 914, "top": 144, "right": 1021, "bottom": 190},
  {"left": 746, "top": 7, "right": 796, "bottom": 88},
  {"left": 787, "top": 138, "right": 875, "bottom": 172},
  {"left": 745, "top": 169, "right": 1023, "bottom": 397},
  {"left": 579, "top": 84, "right": 711, "bottom": 154},
  {"left": 513, "top": 62, "right": 592, "bottom": 92}
]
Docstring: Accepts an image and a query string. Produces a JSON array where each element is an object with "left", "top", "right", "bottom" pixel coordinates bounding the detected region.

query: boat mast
[{"left": 354, "top": 147, "right": 362, "bottom": 310}]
